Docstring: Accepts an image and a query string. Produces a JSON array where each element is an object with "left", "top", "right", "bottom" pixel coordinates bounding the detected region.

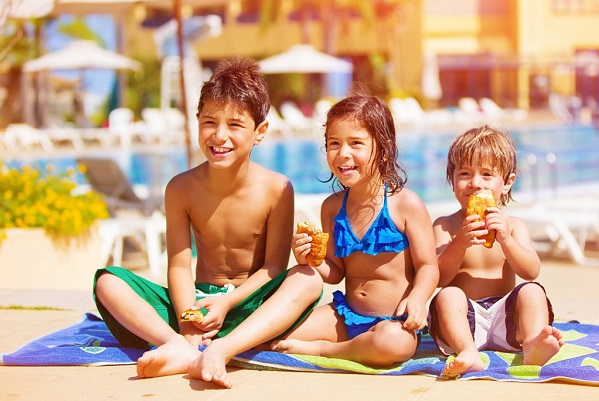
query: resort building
[{"left": 114, "top": 0, "right": 599, "bottom": 116}]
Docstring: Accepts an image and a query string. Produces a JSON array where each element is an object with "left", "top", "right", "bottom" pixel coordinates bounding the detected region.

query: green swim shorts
[{"left": 93, "top": 266, "right": 321, "bottom": 350}]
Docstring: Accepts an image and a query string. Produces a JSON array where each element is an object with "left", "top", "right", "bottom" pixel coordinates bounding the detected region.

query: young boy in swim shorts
[
  {"left": 428, "top": 125, "right": 564, "bottom": 376},
  {"left": 93, "top": 56, "right": 322, "bottom": 388}
]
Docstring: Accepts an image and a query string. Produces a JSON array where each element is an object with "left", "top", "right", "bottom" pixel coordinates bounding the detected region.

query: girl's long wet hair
[{"left": 323, "top": 93, "right": 407, "bottom": 195}]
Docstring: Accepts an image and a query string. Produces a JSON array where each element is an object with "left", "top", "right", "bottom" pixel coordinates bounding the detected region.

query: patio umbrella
[
  {"left": 23, "top": 40, "right": 141, "bottom": 72},
  {"left": 2, "top": 0, "right": 54, "bottom": 21},
  {"left": 421, "top": 51, "right": 442, "bottom": 101},
  {"left": 47, "top": 1, "right": 227, "bottom": 167},
  {"left": 22, "top": 40, "right": 140, "bottom": 128},
  {"left": 259, "top": 44, "right": 353, "bottom": 74}
]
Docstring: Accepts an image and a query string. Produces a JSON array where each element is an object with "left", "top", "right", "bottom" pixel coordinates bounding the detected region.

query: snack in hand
[
  {"left": 466, "top": 190, "right": 497, "bottom": 248},
  {"left": 296, "top": 222, "right": 329, "bottom": 267},
  {"left": 180, "top": 309, "right": 204, "bottom": 323}
]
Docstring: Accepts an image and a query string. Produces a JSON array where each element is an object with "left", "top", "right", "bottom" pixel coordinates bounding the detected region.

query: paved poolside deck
[{"left": 1, "top": 256, "right": 598, "bottom": 401}]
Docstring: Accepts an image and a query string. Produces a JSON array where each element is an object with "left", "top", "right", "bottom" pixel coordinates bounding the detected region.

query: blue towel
[{"left": 2, "top": 313, "right": 599, "bottom": 385}]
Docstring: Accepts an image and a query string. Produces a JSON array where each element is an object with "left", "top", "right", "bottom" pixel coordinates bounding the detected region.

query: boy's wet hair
[
  {"left": 197, "top": 56, "right": 270, "bottom": 127},
  {"left": 324, "top": 90, "right": 407, "bottom": 195},
  {"left": 446, "top": 125, "right": 518, "bottom": 206}
]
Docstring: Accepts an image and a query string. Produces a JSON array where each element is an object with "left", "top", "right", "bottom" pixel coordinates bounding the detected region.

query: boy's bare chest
[
  {"left": 460, "top": 245, "right": 509, "bottom": 277},
  {"left": 192, "top": 197, "right": 267, "bottom": 242}
]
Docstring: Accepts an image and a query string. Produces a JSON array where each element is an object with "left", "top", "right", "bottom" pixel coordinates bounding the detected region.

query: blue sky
[{"left": 45, "top": 14, "right": 117, "bottom": 98}]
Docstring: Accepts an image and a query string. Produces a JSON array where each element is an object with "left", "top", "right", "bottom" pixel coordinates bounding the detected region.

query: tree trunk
[{"left": 0, "top": 67, "right": 22, "bottom": 129}]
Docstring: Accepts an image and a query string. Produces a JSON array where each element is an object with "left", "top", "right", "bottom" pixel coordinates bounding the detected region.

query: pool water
[
  {"left": 4, "top": 125, "right": 599, "bottom": 204},
  {"left": 251, "top": 124, "right": 599, "bottom": 202}
]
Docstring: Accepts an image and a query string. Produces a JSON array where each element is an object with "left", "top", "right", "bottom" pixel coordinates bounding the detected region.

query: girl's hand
[
  {"left": 292, "top": 232, "right": 312, "bottom": 265},
  {"left": 395, "top": 295, "right": 427, "bottom": 331},
  {"left": 485, "top": 207, "right": 510, "bottom": 244},
  {"left": 456, "top": 214, "right": 488, "bottom": 248}
]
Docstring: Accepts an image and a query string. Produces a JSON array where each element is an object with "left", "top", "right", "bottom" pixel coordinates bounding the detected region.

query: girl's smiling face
[{"left": 325, "top": 118, "right": 377, "bottom": 187}]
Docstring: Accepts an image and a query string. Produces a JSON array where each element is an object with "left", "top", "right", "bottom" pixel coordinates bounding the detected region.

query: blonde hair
[{"left": 446, "top": 125, "right": 517, "bottom": 206}]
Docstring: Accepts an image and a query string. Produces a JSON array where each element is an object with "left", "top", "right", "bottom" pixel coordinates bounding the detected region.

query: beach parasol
[
  {"left": 259, "top": 44, "right": 353, "bottom": 74},
  {"left": 22, "top": 40, "right": 141, "bottom": 127},
  {"left": 23, "top": 40, "right": 141, "bottom": 72}
]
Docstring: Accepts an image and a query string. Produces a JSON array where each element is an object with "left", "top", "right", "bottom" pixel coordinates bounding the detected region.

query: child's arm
[
  {"left": 396, "top": 192, "right": 439, "bottom": 330},
  {"left": 163, "top": 177, "right": 205, "bottom": 345},
  {"left": 434, "top": 213, "right": 487, "bottom": 286},
  {"left": 486, "top": 209, "right": 541, "bottom": 280},
  {"left": 295, "top": 198, "right": 345, "bottom": 284}
]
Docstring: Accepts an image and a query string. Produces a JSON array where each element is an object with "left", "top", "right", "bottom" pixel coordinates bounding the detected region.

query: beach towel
[{"left": 2, "top": 313, "right": 599, "bottom": 385}]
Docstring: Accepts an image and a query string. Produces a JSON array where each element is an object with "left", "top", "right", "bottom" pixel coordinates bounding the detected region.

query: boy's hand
[
  {"left": 191, "top": 297, "right": 229, "bottom": 341},
  {"left": 292, "top": 232, "right": 312, "bottom": 266},
  {"left": 395, "top": 295, "right": 427, "bottom": 331},
  {"left": 484, "top": 207, "right": 510, "bottom": 244},
  {"left": 457, "top": 214, "right": 488, "bottom": 247}
]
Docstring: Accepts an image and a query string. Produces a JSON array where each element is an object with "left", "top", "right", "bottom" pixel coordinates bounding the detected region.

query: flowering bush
[{"left": 0, "top": 162, "right": 109, "bottom": 242}]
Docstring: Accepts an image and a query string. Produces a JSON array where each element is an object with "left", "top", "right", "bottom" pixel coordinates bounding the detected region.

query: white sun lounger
[{"left": 507, "top": 203, "right": 599, "bottom": 267}]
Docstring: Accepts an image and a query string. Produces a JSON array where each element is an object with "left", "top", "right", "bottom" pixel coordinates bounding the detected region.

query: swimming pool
[
  {"left": 4, "top": 124, "right": 599, "bottom": 204},
  {"left": 251, "top": 124, "right": 599, "bottom": 202}
]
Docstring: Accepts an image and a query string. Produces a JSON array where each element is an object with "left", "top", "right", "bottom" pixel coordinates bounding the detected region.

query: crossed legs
[{"left": 94, "top": 272, "right": 201, "bottom": 378}]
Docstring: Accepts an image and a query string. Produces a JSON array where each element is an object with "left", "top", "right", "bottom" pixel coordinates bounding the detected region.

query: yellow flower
[{"left": 0, "top": 164, "right": 109, "bottom": 242}]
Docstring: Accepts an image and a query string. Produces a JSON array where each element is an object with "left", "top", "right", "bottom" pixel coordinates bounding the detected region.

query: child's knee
[
  {"left": 372, "top": 321, "right": 417, "bottom": 363},
  {"left": 94, "top": 272, "right": 119, "bottom": 300},
  {"left": 516, "top": 282, "right": 547, "bottom": 305},
  {"left": 287, "top": 264, "right": 323, "bottom": 295},
  {"left": 434, "top": 286, "right": 468, "bottom": 310}
]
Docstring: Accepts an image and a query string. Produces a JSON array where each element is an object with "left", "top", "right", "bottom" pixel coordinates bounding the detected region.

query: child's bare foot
[
  {"left": 188, "top": 340, "right": 233, "bottom": 388},
  {"left": 137, "top": 335, "right": 200, "bottom": 378},
  {"left": 271, "top": 338, "right": 325, "bottom": 356},
  {"left": 522, "top": 325, "right": 564, "bottom": 366},
  {"left": 442, "top": 348, "right": 484, "bottom": 376}
]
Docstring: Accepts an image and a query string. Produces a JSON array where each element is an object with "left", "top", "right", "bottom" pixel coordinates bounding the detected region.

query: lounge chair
[
  {"left": 140, "top": 107, "right": 186, "bottom": 145},
  {"left": 108, "top": 107, "right": 141, "bottom": 147},
  {"left": 279, "top": 101, "right": 314, "bottom": 136},
  {"left": 455, "top": 97, "right": 485, "bottom": 125},
  {"left": 548, "top": 93, "right": 574, "bottom": 124},
  {"left": 312, "top": 99, "right": 333, "bottom": 129},
  {"left": 479, "top": 97, "right": 528, "bottom": 124},
  {"left": 266, "top": 105, "right": 292, "bottom": 138},
  {"left": 76, "top": 157, "right": 164, "bottom": 217},
  {"left": 389, "top": 97, "right": 412, "bottom": 127},
  {"left": 389, "top": 97, "right": 453, "bottom": 129},
  {"left": 507, "top": 203, "right": 599, "bottom": 266},
  {"left": 99, "top": 212, "right": 166, "bottom": 276},
  {"left": 4, "top": 123, "right": 54, "bottom": 152}
]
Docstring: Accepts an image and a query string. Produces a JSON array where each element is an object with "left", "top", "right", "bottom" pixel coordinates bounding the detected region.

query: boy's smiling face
[{"left": 197, "top": 100, "right": 267, "bottom": 168}]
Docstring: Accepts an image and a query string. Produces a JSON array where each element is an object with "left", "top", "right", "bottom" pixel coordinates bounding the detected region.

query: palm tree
[
  {"left": 0, "top": 15, "right": 103, "bottom": 128},
  {"left": 258, "top": 0, "right": 416, "bottom": 96},
  {"left": 0, "top": 18, "right": 40, "bottom": 129}
]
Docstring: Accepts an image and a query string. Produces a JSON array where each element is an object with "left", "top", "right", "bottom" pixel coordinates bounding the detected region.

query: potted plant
[{"left": 0, "top": 162, "right": 110, "bottom": 290}]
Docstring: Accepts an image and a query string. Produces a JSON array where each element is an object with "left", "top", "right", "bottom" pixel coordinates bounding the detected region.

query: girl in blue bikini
[{"left": 271, "top": 93, "right": 439, "bottom": 367}]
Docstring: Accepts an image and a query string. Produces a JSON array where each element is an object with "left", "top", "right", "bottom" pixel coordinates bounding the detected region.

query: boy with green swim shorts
[{"left": 93, "top": 56, "right": 323, "bottom": 388}]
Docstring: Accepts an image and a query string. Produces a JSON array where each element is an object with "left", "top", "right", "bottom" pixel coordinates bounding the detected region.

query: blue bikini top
[{"left": 333, "top": 187, "right": 409, "bottom": 257}]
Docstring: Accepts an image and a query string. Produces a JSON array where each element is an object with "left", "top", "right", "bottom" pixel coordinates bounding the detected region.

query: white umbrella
[
  {"left": 22, "top": 41, "right": 140, "bottom": 128},
  {"left": 259, "top": 44, "right": 353, "bottom": 74},
  {"left": 2, "top": 0, "right": 54, "bottom": 20},
  {"left": 23, "top": 40, "right": 141, "bottom": 72},
  {"left": 421, "top": 51, "right": 442, "bottom": 100}
]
